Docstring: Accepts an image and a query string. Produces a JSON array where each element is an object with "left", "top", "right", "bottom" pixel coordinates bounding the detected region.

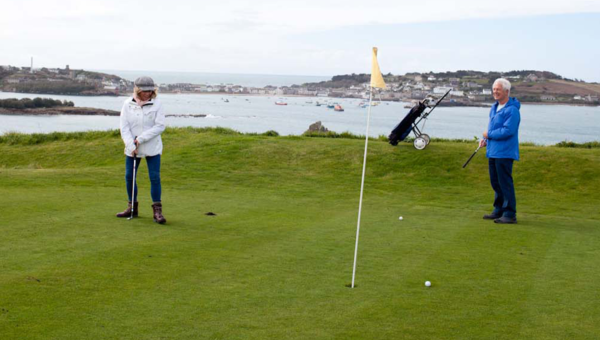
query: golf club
[
  {"left": 462, "top": 144, "right": 482, "bottom": 168},
  {"left": 128, "top": 139, "right": 138, "bottom": 220}
]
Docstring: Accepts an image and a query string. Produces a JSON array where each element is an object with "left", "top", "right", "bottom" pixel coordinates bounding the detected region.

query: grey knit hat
[{"left": 134, "top": 76, "right": 156, "bottom": 91}]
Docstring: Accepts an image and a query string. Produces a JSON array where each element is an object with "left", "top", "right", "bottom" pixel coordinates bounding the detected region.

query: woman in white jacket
[{"left": 116, "top": 76, "right": 167, "bottom": 224}]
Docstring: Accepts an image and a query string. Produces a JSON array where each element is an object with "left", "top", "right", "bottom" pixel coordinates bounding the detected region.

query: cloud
[
  {"left": 2, "top": 0, "right": 600, "bottom": 81},
  {"left": 6, "top": 0, "right": 600, "bottom": 34}
]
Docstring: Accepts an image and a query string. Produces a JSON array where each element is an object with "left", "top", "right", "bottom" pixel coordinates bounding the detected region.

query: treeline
[
  {"left": 420, "top": 70, "right": 563, "bottom": 80},
  {"left": 11, "top": 81, "right": 96, "bottom": 95},
  {"left": 305, "top": 73, "right": 372, "bottom": 88},
  {"left": 503, "top": 70, "right": 562, "bottom": 80},
  {"left": 0, "top": 97, "right": 75, "bottom": 109},
  {"left": 314, "top": 70, "right": 567, "bottom": 87}
]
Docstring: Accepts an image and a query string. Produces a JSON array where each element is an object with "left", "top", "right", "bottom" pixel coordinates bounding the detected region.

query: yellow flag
[{"left": 370, "top": 47, "right": 386, "bottom": 89}]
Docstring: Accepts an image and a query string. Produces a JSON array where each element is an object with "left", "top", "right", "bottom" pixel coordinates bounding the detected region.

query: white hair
[{"left": 493, "top": 78, "right": 511, "bottom": 92}]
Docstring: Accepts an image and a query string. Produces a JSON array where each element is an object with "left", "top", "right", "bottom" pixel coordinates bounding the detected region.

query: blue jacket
[{"left": 486, "top": 97, "right": 521, "bottom": 160}]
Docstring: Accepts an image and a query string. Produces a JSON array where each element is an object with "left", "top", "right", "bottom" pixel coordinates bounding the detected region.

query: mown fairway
[{"left": 1, "top": 128, "right": 599, "bottom": 340}]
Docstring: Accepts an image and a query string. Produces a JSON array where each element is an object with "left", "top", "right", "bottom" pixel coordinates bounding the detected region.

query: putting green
[{"left": 1, "top": 128, "right": 599, "bottom": 340}]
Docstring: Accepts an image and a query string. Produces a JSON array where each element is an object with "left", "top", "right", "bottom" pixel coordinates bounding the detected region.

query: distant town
[{"left": 1, "top": 64, "right": 599, "bottom": 106}]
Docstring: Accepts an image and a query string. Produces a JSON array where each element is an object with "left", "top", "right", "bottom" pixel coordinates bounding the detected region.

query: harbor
[{"left": 1, "top": 91, "right": 598, "bottom": 145}]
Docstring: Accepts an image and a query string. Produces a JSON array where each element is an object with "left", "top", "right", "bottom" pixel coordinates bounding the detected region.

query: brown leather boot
[
  {"left": 116, "top": 202, "right": 138, "bottom": 218},
  {"left": 152, "top": 203, "right": 166, "bottom": 224}
]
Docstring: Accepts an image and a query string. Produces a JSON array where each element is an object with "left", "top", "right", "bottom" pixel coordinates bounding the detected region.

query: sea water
[
  {"left": 1, "top": 91, "right": 598, "bottom": 145},
  {"left": 94, "top": 70, "right": 330, "bottom": 88}
]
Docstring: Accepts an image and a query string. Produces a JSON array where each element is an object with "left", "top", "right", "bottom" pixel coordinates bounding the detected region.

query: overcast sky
[{"left": 2, "top": 0, "right": 600, "bottom": 82}]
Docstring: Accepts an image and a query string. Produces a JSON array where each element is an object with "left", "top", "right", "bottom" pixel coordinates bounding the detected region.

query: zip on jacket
[
  {"left": 486, "top": 97, "right": 521, "bottom": 160},
  {"left": 120, "top": 97, "right": 166, "bottom": 158}
]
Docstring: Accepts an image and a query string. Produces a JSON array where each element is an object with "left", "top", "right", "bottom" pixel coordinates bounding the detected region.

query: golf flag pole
[{"left": 352, "top": 47, "right": 386, "bottom": 288}]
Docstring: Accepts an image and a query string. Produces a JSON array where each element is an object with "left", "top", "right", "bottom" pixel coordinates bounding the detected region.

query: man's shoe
[
  {"left": 483, "top": 213, "right": 502, "bottom": 220},
  {"left": 494, "top": 216, "right": 517, "bottom": 224}
]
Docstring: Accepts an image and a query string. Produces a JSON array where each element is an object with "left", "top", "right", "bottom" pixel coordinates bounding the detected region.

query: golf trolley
[{"left": 388, "top": 89, "right": 451, "bottom": 150}]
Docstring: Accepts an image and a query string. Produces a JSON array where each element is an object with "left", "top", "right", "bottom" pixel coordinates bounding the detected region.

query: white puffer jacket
[{"left": 119, "top": 97, "right": 166, "bottom": 158}]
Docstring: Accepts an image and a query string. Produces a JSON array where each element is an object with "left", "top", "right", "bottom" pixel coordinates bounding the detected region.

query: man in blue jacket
[{"left": 479, "top": 78, "right": 521, "bottom": 224}]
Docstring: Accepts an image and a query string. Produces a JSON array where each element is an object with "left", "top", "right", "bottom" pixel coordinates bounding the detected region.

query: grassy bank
[{"left": 1, "top": 128, "right": 599, "bottom": 340}]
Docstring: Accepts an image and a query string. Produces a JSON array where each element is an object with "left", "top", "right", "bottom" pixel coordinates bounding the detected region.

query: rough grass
[{"left": 0, "top": 128, "right": 599, "bottom": 340}]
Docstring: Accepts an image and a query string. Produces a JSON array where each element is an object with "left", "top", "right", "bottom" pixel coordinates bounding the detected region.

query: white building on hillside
[{"left": 433, "top": 86, "right": 453, "bottom": 94}]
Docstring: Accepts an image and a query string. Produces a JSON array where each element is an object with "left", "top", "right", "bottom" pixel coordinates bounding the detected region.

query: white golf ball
[
  {"left": 425, "top": 281, "right": 431, "bottom": 287},
  {"left": 399, "top": 216, "right": 403, "bottom": 220}
]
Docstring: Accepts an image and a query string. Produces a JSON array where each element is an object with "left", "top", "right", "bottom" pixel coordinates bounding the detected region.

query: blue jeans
[
  {"left": 488, "top": 158, "right": 516, "bottom": 218},
  {"left": 125, "top": 155, "right": 161, "bottom": 203}
]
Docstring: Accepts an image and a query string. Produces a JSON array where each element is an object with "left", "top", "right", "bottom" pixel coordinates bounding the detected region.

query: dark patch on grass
[{"left": 26, "top": 276, "right": 41, "bottom": 282}]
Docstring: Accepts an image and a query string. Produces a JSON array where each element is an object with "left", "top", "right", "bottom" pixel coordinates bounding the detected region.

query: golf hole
[{"left": 345, "top": 283, "right": 358, "bottom": 288}]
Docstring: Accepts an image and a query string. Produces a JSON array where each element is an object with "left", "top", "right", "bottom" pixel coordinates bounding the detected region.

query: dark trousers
[
  {"left": 125, "top": 155, "right": 161, "bottom": 203},
  {"left": 488, "top": 158, "right": 516, "bottom": 218}
]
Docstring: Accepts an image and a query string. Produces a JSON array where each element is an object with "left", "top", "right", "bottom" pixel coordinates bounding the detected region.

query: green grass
[{"left": 1, "top": 128, "right": 599, "bottom": 340}]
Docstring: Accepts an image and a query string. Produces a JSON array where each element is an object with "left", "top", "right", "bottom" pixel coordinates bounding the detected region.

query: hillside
[
  {"left": 0, "top": 128, "right": 599, "bottom": 339},
  {"left": 0, "top": 66, "right": 131, "bottom": 95},
  {"left": 514, "top": 79, "right": 600, "bottom": 96},
  {"left": 304, "top": 70, "right": 600, "bottom": 105}
]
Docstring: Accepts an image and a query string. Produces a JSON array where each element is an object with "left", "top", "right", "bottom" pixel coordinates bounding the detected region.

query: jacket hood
[
  {"left": 507, "top": 97, "right": 520, "bottom": 109},
  {"left": 125, "top": 97, "right": 158, "bottom": 107},
  {"left": 495, "top": 97, "right": 521, "bottom": 110}
]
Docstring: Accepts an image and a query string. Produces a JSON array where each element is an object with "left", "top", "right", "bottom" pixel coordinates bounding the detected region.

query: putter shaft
[
  {"left": 462, "top": 146, "right": 481, "bottom": 168},
  {"left": 129, "top": 152, "right": 137, "bottom": 220}
]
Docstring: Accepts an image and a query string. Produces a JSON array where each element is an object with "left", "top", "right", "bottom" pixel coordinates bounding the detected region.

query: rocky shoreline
[
  {"left": 0, "top": 107, "right": 209, "bottom": 118},
  {"left": 0, "top": 107, "right": 120, "bottom": 116},
  {"left": 436, "top": 101, "right": 491, "bottom": 108}
]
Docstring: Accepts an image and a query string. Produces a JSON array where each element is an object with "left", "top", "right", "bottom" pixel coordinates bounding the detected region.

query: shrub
[
  {"left": 0, "top": 97, "right": 74, "bottom": 109},
  {"left": 0, "top": 130, "right": 121, "bottom": 145},
  {"left": 555, "top": 141, "right": 600, "bottom": 149},
  {"left": 262, "top": 130, "right": 280, "bottom": 137}
]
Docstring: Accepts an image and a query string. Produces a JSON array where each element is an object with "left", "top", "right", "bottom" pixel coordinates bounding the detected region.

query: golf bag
[
  {"left": 387, "top": 90, "right": 451, "bottom": 150},
  {"left": 388, "top": 102, "right": 427, "bottom": 146}
]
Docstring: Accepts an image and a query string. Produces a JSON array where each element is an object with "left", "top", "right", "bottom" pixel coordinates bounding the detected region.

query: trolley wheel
[
  {"left": 419, "top": 134, "right": 430, "bottom": 144},
  {"left": 414, "top": 137, "right": 427, "bottom": 150}
]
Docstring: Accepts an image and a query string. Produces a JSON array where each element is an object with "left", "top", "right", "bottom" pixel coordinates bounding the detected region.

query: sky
[{"left": 2, "top": 0, "right": 600, "bottom": 82}]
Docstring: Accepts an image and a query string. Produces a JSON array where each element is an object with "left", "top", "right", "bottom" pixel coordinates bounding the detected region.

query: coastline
[
  {"left": 0, "top": 107, "right": 208, "bottom": 118},
  {"left": 518, "top": 101, "right": 600, "bottom": 107},
  {"left": 0, "top": 107, "right": 119, "bottom": 116},
  {"left": 2, "top": 90, "right": 599, "bottom": 109},
  {"left": 131, "top": 92, "right": 600, "bottom": 107}
]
